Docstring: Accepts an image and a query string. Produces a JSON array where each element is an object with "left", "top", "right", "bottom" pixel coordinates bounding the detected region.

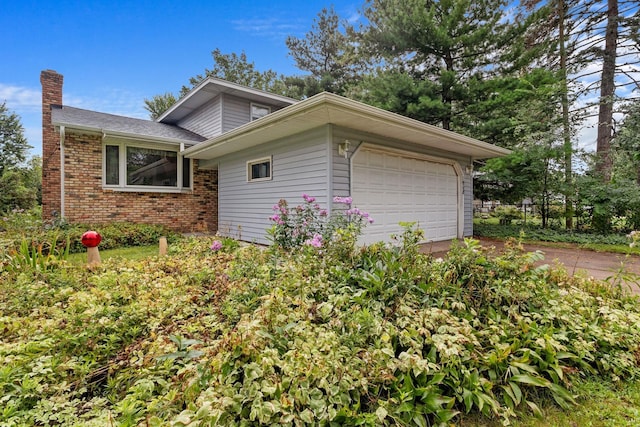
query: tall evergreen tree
[
  {"left": 614, "top": 101, "right": 640, "bottom": 184},
  {"left": 285, "top": 7, "right": 364, "bottom": 95},
  {"left": 353, "top": 0, "right": 514, "bottom": 131},
  {"left": 0, "top": 102, "right": 31, "bottom": 176}
]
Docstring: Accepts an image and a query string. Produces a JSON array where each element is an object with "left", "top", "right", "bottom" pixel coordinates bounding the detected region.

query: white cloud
[
  {"left": 1, "top": 82, "right": 149, "bottom": 159},
  {"left": 231, "top": 17, "right": 303, "bottom": 39},
  {"left": 0, "top": 84, "right": 41, "bottom": 113}
]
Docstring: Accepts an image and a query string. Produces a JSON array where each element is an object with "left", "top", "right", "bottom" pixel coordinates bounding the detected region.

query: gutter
[
  {"left": 59, "top": 125, "right": 65, "bottom": 218},
  {"left": 51, "top": 120, "right": 202, "bottom": 146}
]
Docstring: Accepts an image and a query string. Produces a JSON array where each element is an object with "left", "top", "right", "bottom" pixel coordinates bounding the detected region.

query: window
[
  {"left": 247, "top": 157, "right": 272, "bottom": 182},
  {"left": 251, "top": 103, "right": 271, "bottom": 121},
  {"left": 104, "top": 143, "right": 191, "bottom": 191}
]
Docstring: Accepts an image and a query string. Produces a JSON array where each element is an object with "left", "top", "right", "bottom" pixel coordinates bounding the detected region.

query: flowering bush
[
  {"left": 268, "top": 194, "right": 373, "bottom": 252},
  {"left": 628, "top": 230, "right": 640, "bottom": 248}
]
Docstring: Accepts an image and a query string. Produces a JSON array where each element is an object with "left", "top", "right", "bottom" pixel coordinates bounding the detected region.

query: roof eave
[
  {"left": 52, "top": 120, "right": 199, "bottom": 146},
  {"left": 157, "top": 77, "right": 298, "bottom": 123},
  {"left": 183, "top": 92, "right": 511, "bottom": 160}
]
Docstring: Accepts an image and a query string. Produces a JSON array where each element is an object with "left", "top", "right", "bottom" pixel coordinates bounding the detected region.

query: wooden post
[
  {"left": 87, "top": 246, "right": 101, "bottom": 266},
  {"left": 159, "top": 236, "right": 168, "bottom": 256}
]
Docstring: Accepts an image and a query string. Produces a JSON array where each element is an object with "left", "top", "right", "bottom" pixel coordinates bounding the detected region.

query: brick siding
[
  {"left": 41, "top": 69, "right": 218, "bottom": 233},
  {"left": 41, "top": 70, "right": 63, "bottom": 219},
  {"left": 63, "top": 132, "right": 218, "bottom": 232}
]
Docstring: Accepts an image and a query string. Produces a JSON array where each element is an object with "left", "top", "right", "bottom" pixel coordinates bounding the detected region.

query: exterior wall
[
  {"left": 177, "top": 95, "right": 222, "bottom": 138},
  {"left": 331, "top": 127, "right": 474, "bottom": 238},
  {"left": 221, "top": 94, "right": 249, "bottom": 133},
  {"left": 463, "top": 169, "right": 473, "bottom": 237},
  {"left": 41, "top": 70, "right": 64, "bottom": 220},
  {"left": 221, "top": 94, "right": 288, "bottom": 133},
  {"left": 62, "top": 131, "right": 218, "bottom": 232},
  {"left": 217, "top": 126, "right": 330, "bottom": 244}
]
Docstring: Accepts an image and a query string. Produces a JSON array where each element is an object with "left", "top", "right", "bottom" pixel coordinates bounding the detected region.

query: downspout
[{"left": 59, "top": 126, "right": 65, "bottom": 218}]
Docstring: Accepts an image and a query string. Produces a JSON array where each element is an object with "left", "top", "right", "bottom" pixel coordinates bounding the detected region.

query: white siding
[
  {"left": 177, "top": 96, "right": 222, "bottom": 138},
  {"left": 218, "top": 127, "right": 330, "bottom": 244}
]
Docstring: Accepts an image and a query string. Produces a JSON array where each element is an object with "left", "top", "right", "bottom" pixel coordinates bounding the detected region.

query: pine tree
[
  {"left": 353, "top": 0, "right": 514, "bottom": 131},
  {"left": 285, "top": 7, "right": 365, "bottom": 95},
  {"left": 0, "top": 102, "right": 31, "bottom": 176}
]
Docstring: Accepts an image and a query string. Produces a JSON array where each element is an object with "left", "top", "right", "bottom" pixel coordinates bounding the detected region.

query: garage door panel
[{"left": 352, "top": 148, "right": 459, "bottom": 244}]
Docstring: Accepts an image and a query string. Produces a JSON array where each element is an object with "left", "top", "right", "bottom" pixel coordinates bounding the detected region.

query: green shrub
[
  {"left": 493, "top": 206, "right": 523, "bottom": 225},
  {"left": 474, "top": 222, "right": 632, "bottom": 246},
  {"left": 0, "top": 208, "right": 181, "bottom": 257}
]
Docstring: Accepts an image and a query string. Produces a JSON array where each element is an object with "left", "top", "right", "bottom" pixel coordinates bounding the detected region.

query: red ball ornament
[{"left": 81, "top": 231, "right": 102, "bottom": 248}]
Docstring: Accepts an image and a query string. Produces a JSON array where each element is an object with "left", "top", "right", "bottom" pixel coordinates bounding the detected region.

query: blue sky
[{"left": 0, "top": 0, "right": 361, "bottom": 157}]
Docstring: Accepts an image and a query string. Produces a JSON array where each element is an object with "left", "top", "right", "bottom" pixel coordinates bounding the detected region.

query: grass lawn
[{"left": 461, "top": 379, "right": 640, "bottom": 426}]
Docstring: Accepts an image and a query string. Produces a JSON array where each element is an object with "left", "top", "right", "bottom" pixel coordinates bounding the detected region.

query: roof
[
  {"left": 157, "top": 77, "right": 298, "bottom": 124},
  {"left": 51, "top": 106, "right": 206, "bottom": 145},
  {"left": 183, "top": 92, "right": 511, "bottom": 160}
]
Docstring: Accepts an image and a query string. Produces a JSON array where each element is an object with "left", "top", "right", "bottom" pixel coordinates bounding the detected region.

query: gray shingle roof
[{"left": 51, "top": 106, "right": 206, "bottom": 144}]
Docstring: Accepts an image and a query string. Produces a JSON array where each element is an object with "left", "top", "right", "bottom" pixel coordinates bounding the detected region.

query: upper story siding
[
  {"left": 176, "top": 96, "right": 222, "bottom": 139},
  {"left": 177, "top": 93, "right": 291, "bottom": 139}
]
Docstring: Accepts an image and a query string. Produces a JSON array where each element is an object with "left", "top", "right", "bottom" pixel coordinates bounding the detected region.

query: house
[{"left": 41, "top": 69, "right": 509, "bottom": 245}]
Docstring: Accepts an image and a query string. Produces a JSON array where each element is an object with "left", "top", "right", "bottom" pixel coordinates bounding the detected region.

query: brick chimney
[{"left": 41, "top": 70, "right": 63, "bottom": 220}]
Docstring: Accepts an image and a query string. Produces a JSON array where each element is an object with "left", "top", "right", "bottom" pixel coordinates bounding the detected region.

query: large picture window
[{"left": 104, "top": 143, "right": 191, "bottom": 191}]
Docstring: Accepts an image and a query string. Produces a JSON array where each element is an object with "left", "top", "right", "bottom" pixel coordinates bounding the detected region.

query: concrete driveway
[{"left": 421, "top": 238, "right": 640, "bottom": 294}]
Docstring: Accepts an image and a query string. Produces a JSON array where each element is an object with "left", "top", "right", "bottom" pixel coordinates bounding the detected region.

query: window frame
[
  {"left": 102, "top": 140, "right": 193, "bottom": 193},
  {"left": 247, "top": 156, "right": 272, "bottom": 182},
  {"left": 250, "top": 103, "right": 271, "bottom": 121}
]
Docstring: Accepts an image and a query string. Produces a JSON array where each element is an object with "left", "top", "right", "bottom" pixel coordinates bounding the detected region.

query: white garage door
[{"left": 352, "top": 147, "right": 460, "bottom": 244}]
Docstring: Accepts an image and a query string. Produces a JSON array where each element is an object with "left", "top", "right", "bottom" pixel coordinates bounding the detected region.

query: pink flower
[
  {"left": 210, "top": 240, "right": 223, "bottom": 251},
  {"left": 304, "top": 233, "right": 323, "bottom": 248},
  {"left": 333, "top": 196, "right": 352, "bottom": 205},
  {"left": 302, "top": 193, "right": 316, "bottom": 203}
]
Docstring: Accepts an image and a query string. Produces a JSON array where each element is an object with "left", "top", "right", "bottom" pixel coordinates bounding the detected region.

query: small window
[
  {"left": 251, "top": 103, "right": 271, "bottom": 121},
  {"left": 247, "top": 157, "right": 272, "bottom": 182},
  {"left": 105, "top": 145, "right": 120, "bottom": 185}
]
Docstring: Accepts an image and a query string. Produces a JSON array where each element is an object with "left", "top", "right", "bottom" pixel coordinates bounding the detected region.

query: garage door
[{"left": 352, "top": 147, "right": 460, "bottom": 244}]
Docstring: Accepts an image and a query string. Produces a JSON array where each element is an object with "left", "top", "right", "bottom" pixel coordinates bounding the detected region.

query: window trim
[
  {"left": 247, "top": 156, "right": 272, "bottom": 182},
  {"left": 250, "top": 103, "right": 271, "bottom": 121},
  {"left": 102, "top": 140, "right": 193, "bottom": 193}
]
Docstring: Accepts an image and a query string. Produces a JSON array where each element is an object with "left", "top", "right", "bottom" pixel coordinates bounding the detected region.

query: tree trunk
[
  {"left": 596, "top": 0, "right": 618, "bottom": 182},
  {"left": 558, "top": 0, "right": 574, "bottom": 229}
]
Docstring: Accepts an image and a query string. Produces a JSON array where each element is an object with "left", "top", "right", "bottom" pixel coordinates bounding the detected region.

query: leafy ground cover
[
  {"left": 474, "top": 221, "right": 640, "bottom": 255},
  {"left": 2, "top": 200, "right": 640, "bottom": 425},
  {"left": 66, "top": 245, "right": 160, "bottom": 265}
]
